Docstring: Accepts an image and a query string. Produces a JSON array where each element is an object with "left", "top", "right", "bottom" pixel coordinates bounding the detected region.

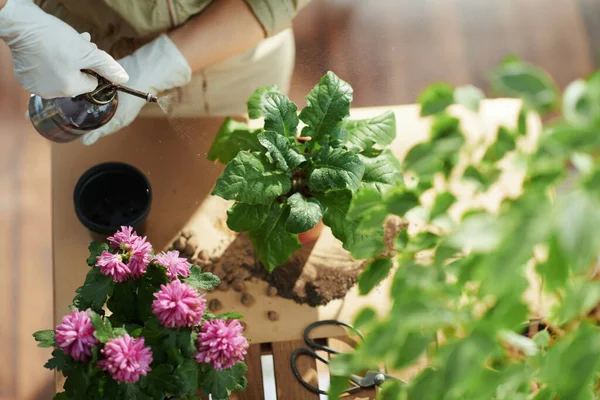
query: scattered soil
[
  {"left": 166, "top": 216, "right": 404, "bottom": 307},
  {"left": 267, "top": 311, "right": 279, "bottom": 321},
  {"left": 208, "top": 299, "right": 223, "bottom": 312}
]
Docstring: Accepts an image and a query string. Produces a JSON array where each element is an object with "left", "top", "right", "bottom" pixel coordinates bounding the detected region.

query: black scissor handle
[
  {"left": 290, "top": 347, "right": 329, "bottom": 395},
  {"left": 303, "top": 320, "right": 365, "bottom": 354}
]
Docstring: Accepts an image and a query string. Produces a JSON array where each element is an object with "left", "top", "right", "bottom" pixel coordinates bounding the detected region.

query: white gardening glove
[
  {"left": 81, "top": 34, "right": 192, "bottom": 146},
  {"left": 0, "top": 0, "right": 128, "bottom": 98}
]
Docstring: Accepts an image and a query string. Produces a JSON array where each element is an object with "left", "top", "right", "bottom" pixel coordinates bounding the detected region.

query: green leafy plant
[
  {"left": 208, "top": 71, "right": 401, "bottom": 271},
  {"left": 327, "top": 57, "right": 600, "bottom": 399},
  {"left": 34, "top": 227, "right": 248, "bottom": 400}
]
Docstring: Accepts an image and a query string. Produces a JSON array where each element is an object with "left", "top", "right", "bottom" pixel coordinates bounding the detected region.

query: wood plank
[
  {"left": 231, "top": 343, "right": 264, "bottom": 400},
  {"left": 328, "top": 337, "right": 376, "bottom": 400},
  {"left": 272, "top": 340, "right": 320, "bottom": 400}
]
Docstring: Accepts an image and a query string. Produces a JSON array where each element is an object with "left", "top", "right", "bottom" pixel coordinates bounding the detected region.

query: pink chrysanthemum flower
[
  {"left": 55, "top": 309, "right": 98, "bottom": 362},
  {"left": 154, "top": 250, "right": 192, "bottom": 280},
  {"left": 96, "top": 251, "right": 130, "bottom": 282},
  {"left": 195, "top": 319, "right": 248, "bottom": 370},
  {"left": 98, "top": 334, "right": 152, "bottom": 383},
  {"left": 107, "top": 226, "right": 139, "bottom": 251},
  {"left": 152, "top": 280, "right": 205, "bottom": 328},
  {"left": 128, "top": 236, "right": 153, "bottom": 278}
]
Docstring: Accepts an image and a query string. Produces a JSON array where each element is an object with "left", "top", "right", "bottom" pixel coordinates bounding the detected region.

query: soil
[{"left": 166, "top": 216, "right": 404, "bottom": 307}]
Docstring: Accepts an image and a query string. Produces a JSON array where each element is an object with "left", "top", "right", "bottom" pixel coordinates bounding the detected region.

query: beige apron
[{"left": 35, "top": 0, "right": 297, "bottom": 117}]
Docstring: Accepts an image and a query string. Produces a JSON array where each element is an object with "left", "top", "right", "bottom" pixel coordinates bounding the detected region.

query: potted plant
[
  {"left": 207, "top": 71, "right": 402, "bottom": 272},
  {"left": 34, "top": 227, "right": 249, "bottom": 400},
  {"left": 324, "top": 57, "right": 600, "bottom": 399}
]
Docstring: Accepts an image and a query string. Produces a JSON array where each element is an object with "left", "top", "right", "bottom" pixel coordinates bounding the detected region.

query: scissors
[{"left": 290, "top": 320, "right": 404, "bottom": 395}]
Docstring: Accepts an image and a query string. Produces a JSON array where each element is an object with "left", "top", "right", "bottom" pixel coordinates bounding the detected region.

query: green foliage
[
  {"left": 327, "top": 59, "right": 600, "bottom": 400},
  {"left": 86, "top": 242, "right": 109, "bottom": 266},
  {"left": 33, "top": 329, "right": 55, "bottom": 348},
  {"left": 199, "top": 363, "right": 248, "bottom": 400},
  {"left": 209, "top": 71, "right": 399, "bottom": 271},
  {"left": 73, "top": 267, "right": 115, "bottom": 312},
  {"left": 184, "top": 265, "right": 221, "bottom": 292}
]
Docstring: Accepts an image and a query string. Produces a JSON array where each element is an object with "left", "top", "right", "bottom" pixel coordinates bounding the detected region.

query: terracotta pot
[{"left": 298, "top": 220, "right": 324, "bottom": 244}]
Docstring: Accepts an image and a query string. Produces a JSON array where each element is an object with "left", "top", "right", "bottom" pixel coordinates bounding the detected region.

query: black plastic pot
[{"left": 74, "top": 162, "right": 152, "bottom": 235}]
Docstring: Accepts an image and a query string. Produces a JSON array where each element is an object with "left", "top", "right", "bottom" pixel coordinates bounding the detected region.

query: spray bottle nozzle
[{"left": 81, "top": 69, "right": 158, "bottom": 104}]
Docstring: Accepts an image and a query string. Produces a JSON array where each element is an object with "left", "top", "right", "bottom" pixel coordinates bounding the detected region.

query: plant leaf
[
  {"left": 454, "top": 85, "right": 485, "bottom": 112},
  {"left": 348, "top": 188, "right": 383, "bottom": 220},
  {"left": 402, "top": 142, "right": 444, "bottom": 179},
  {"left": 418, "top": 82, "right": 454, "bottom": 116},
  {"left": 87, "top": 241, "right": 109, "bottom": 267},
  {"left": 247, "top": 202, "right": 301, "bottom": 272},
  {"left": 483, "top": 126, "right": 516, "bottom": 163},
  {"left": 107, "top": 280, "right": 137, "bottom": 324},
  {"left": 299, "top": 71, "right": 353, "bottom": 144},
  {"left": 429, "top": 192, "right": 456, "bottom": 220},
  {"left": 73, "top": 268, "right": 115, "bottom": 312},
  {"left": 358, "top": 258, "right": 393, "bottom": 295},
  {"left": 175, "top": 359, "right": 200, "bottom": 395},
  {"left": 207, "top": 118, "right": 262, "bottom": 164},
  {"left": 226, "top": 203, "right": 271, "bottom": 232},
  {"left": 385, "top": 187, "right": 420, "bottom": 216},
  {"left": 343, "top": 110, "right": 396, "bottom": 151},
  {"left": 89, "top": 310, "right": 116, "bottom": 343},
  {"left": 309, "top": 147, "right": 365, "bottom": 193},
  {"left": 359, "top": 150, "right": 402, "bottom": 193},
  {"left": 33, "top": 329, "right": 55, "bottom": 348},
  {"left": 44, "top": 349, "right": 70, "bottom": 371},
  {"left": 141, "top": 364, "right": 180, "bottom": 398},
  {"left": 216, "top": 312, "right": 244, "bottom": 320},
  {"left": 185, "top": 265, "right": 221, "bottom": 292},
  {"left": 285, "top": 193, "right": 324, "bottom": 234},
  {"left": 199, "top": 363, "right": 248, "bottom": 400},
  {"left": 258, "top": 131, "right": 305, "bottom": 172},
  {"left": 212, "top": 151, "right": 291, "bottom": 205},
  {"left": 247, "top": 85, "right": 282, "bottom": 119},
  {"left": 261, "top": 92, "right": 299, "bottom": 138}
]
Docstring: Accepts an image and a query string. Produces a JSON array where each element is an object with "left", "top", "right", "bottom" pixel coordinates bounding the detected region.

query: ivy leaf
[
  {"left": 212, "top": 151, "right": 291, "bottom": 205},
  {"left": 258, "top": 131, "right": 305, "bottom": 172},
  {"left": 247, "top": 85, "right": 282, "bottom": 119},
  {"left": 489, "top": 58, "right": 559, "bottom": 114},
  {"left": 87, "top": 241, "right": 109, "bottom": 267},
  {"left": 226, "top": 203, "right": 270, "bottom": 232},
  {"left": 343, "top": 110, "right": 396, "bottom": 151},
  {"left": 73, "top": 267, "right": 115, "bottom": 312},
  {"left": 248, "top": 202, "right": 301, "bottom": 272},
  {"left": 483, "top": 126, "right": 516, "bottom": 163},
  {"left": 261, "top": 92, "right": 299, "bottom": 138},
  {"left": 185, "top": 265, "right": 221, "bottom": 292},
  {"left": 309, "top": 147, "right": 365, "bottom": 193},
  {"left": 175, "top": 359, "right": 200, "bottom": 395},
  {"left": 359, "top": 150, "right": 402, "bottom": 193},
  {"left": 207, "top": 118, "right": 262, "bottom": 164},
  {"left": 44, "top": 349, "right": 70, "bottom": 371},
  {"left": 299, "top": 71, "right": 353, "bottom": 144},
  {"left": 454, "top": 85, "right": 485, "bottom": 112},
  {"left": 199, "top": 363, "right": 248, "bottom": 400},
  {"left": 358, "top": 258, "right": 393, "bottom": 295},
  {"left": 429, "top": 192, "right": 456, "bottom": 220},
  {"left": 417, "top": 82, "right": 454, "bottom": 116},
  {"left": 33, "top": 329, "right": 55, "bottom": 348},
  {"left": 285, "top": 193, "right": 324, "bottom": 234}
]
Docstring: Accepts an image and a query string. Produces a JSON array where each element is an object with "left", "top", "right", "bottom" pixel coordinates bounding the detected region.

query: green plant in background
[
  {"left": 326, "top": 57, "right": 600, "bottom": 399},
  {"left": 208, "top": 72, "right": 401, "bottom": 271}
]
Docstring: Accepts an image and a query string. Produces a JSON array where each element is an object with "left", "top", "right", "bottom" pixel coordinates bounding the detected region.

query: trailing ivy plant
[
  {"left": 208, "top": 72, "right": 401, "bottom": 271},
  {"left": 327, "top": 57, "right": 600, "bottom": 399}
]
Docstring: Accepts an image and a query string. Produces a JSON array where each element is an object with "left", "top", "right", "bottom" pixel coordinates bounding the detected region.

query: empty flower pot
[{"left": 74, "top": 162, "right": 152, "bottom": 235}]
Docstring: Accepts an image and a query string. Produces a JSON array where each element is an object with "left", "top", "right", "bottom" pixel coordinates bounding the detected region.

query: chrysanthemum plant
[
  {"left": 207, "top": 71, "right": 401, "bottom": 271},
  {"left": 33, "top": 227, "right": 249, "bottom": 400},
  {"left": 325, "top": 57, "right": 600, "bottom": 399}
]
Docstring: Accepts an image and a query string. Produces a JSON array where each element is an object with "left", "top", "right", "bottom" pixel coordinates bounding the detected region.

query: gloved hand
[
  {"left": 0, "top": 0, "right": 128, "bottom": 98},
  {"left": 81, "top": 34, "right": 192, "bottom": 146}
]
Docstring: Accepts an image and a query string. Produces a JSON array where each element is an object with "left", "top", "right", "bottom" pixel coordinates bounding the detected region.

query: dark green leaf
[
  {"left": 176, "top": 359, "right": 200, "bottom": 395},
  {"left": 462, "top": 164, "right": 500, "bottom": 191},
  {"left": 207, "top": 117, "right": 262, "bottom": 164},
  {"left": 359, "top": 150, "right": 402, "bottom": 193},
  {"left": 199, "top": 363, "right": 248, "bottom": 400},
  {"left": 550, "top": 280, "right": 600, "bottom": 326},
  {"left": 489, "top": 59, "right": 559, "bottom": 114},
  {"left": 379, "top": 379, "right": 403, "bottom": 400},
  {"left": 33, "top": 329, "right": 55, "bottom": 348},
  {"left": 483, "top": 126, "right": 516, "bottom": 163},
  {"left": 226, "top": 203, "right": 270, "bottom": 232},
  {"left": 343, "top": 110, "right": 396, "bottom": 151},
  {"left": 385, "top": 188, "right": 420, "bottom": 216},
  {"left": 107, "top": 280, "right": 137, "bottom": 324},
  {"left": 212, "top": 151, "right": 291, "bottom": 205},
  {"left": 185, "top": 265, "right": 221, "bottom": 292},
  {"left": 393, "top": 331, "right": 431, "bottom": 369},
  {"left": 402, "top": 142, "right": 443, "bottom": 178},
  {"left": 73, "top": 268, "right": 115, "bottom": 312},
  {"left": 285, "top": 193, "right": 324, "bottom": 234},
  {"left": 63, "top": 363, "right": 90, "bottom": 399},
  {"left": 258, "top": 131, "right": 305, "bottom": 172},
  {"left": 261, "top": 92, "right": 299, "bottom": 138},
  {"left": 309, "top": 147, "right": 365, "bottom": 193},
  {"left": 89, "top": 310, "right": 115, "bottom": 343},
  {"left": 53, "top": 393, "right": 69, "bottom": 400},
  {"left": 44, "top": 349, "right": 70, "bottom": 371},
  {"left": 358, "top": 258, "right": 393, "bottom": 295},
  {"left": 247, "top": 85, "right": 282, "bottom": 119},
  {"left": 247, "top": 202, "right": 301, "bottom": 272},
  {"left": 119, "top": 383, "right": 152, "bottom": 400},
  {"left": 348, "top": 188, "right": 383, "bottom": 220},
  {"left": 87, "top": 241, "right": 109, "bottom": 267},
  {"left": 328, "top": 374, "right": 352, "bottom": 400},
  {"left": 429, "top": 192, "right": 456, "bottom": 220},
  {"left": 535, "top": 234, "right": 570, "bottom": 292},
  {"left": 141, "top": 364, "right": 180, "bottom": 398},
  {"left": 417, "top": 82, "right": 454, "bottom": 116},
  {"left": 454, "top": 85, "right": 485, "bottom": 112},
  {"left": 353, "top": 307, "right": 377, "bottom": 330},
  {"left": 299, "top": 71, "right": 353, "bottom": 145}
]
